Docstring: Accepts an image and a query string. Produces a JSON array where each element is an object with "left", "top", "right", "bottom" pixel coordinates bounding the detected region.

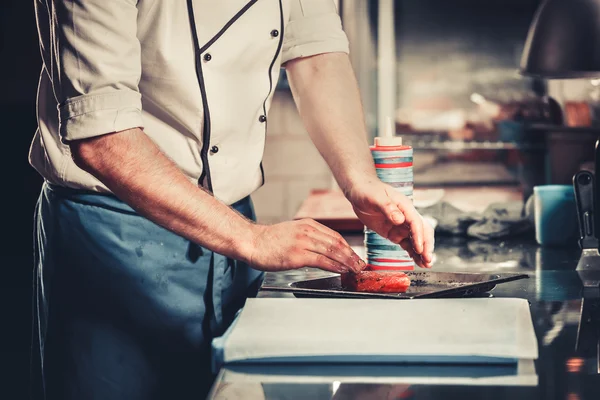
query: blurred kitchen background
[{"left": 254, "top": 0, "right": 598, "bottom": 223}]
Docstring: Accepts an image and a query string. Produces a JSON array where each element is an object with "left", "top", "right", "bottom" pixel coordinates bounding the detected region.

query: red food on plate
[{"left": 341, "top": 271, "right": 411, "bottom": 293}]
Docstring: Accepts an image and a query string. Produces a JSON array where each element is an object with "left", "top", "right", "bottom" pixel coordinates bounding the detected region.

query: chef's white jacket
[{"left": 30, "top": 0, "right": 349, "bottom": 204}]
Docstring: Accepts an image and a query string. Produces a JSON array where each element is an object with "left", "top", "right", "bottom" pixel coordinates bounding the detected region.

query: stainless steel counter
[{"left": 208, "top": 236, "right": 600, "bottom": 400}]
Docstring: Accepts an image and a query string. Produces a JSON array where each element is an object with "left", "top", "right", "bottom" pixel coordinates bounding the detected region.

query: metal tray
[{"left": 261, "top": 271, "right": 529, "bottom": 299}]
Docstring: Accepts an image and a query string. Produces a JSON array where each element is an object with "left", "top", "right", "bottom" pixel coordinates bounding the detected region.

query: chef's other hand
[
  {"left": 346, "top": 181, "right": 434, "bottom": 268},
  {"left": 248, "top": 219, "right": 366, "bottom": 274}
]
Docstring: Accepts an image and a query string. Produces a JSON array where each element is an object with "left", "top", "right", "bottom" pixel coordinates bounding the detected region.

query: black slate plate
[{"left": 261, "top": 271, "right": 529, "bottom": 299}]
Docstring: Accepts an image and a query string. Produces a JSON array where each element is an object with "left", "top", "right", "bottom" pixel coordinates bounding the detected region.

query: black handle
[{"left": 574, "top": 170, "right": 598, "bottom": 249}]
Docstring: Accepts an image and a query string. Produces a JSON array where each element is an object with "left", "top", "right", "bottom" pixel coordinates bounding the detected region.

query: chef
[{"left": 30, "top": 0, "right": 434, "bottom": 399}]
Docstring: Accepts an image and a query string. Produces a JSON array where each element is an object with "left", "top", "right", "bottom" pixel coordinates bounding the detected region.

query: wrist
[
  {"left": 340, "top": 172, "right": 378, "bottom": 199},
  {"left": 234, "top": 219, "right": 265, "bottom": 265}
]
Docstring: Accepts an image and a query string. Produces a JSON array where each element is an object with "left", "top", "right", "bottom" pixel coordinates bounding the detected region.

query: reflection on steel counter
[{"left": 575, "top": 296, "right": 600, "bottom": 374}]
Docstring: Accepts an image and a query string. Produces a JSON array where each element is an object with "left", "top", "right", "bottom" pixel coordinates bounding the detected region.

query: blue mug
[{"left": 533, "top": 185, "right": 579, "bottom": 247}]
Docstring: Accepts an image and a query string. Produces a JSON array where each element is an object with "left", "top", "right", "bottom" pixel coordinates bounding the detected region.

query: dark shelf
[{"left": 525, "top": 124, "right": 600, "bottom": 134}]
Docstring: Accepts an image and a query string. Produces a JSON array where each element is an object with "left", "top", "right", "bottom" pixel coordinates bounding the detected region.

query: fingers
[
  {"left": 369, "top": 190, "right": 405, "bottom": 225},
  {"left": 301, "top": 251, "right": 354, "bottom": 274},
  {"left": 302, "top": 218, "right": 341, "bottom": 238},
  {"left": 298, "top": 219, "right": 365, "bottom": 273},
  {"left": 389, "top": 190, "right": 424, "bottom": 255},
  {"left": 422, "top": 218, "right": 435, "bottom": 264},
  {"left": 389, "top": 224, "right": 433, "bottom": 268},
  {"left": 308, "top": 228, "right": 365, "bottom": 273},
  {"left": 399, "top": 238, "right": 431, "bottom": 269},
  {"left": 387, "top": 224, "right": 410, "bottom": 244},
  {"left": 303, "top": 219, "right": 351, "bottom": 245}
]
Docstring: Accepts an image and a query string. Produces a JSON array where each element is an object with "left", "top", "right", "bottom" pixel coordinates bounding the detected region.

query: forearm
[
  {"left": 285, "top": 52, "right": 378, "bottom": 196},
  {"left": 70, "top": 128, "right": 255, "bottom": 261},
  {"left": 286, "top": 54, "right": 434, "bottom": 264}
]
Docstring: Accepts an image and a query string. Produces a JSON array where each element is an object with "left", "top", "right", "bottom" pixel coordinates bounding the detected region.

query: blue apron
[{"left": 31, "top": 183, "right": 263, "bottom": 400}]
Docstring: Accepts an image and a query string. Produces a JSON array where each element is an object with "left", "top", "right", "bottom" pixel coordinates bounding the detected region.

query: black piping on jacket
[
  {"left": 260, "top": 0, "right": 285, "bottom": 185},
  {"left": 186, "top": 0, "right": 260, "bottom": 193}
]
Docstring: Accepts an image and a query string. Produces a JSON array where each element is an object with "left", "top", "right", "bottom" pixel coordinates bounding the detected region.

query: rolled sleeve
[
  {"left": 59, "top": 91, "right": 143, "bottom": 142},
  {"left": 50, "top": 0, "right": 143, "bottom": 142},
  {"left": 282, "top": 0, "right": 350, "bottom": 64}
]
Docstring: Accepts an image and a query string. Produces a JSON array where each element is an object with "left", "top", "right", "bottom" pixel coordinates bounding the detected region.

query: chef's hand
[
  {"left": 248, "top": 219, "right": 366, "bottom": 274},
  {"left": 346, "top": 181, "right": 434, "bottom": 268}
]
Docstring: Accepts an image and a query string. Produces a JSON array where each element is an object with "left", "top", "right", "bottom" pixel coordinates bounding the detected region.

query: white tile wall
[
  {"left": 285, "top": 178, "right": 332, "bottom": 218},
  {"left": 261, "top": 137, "right": 330, "bottom": 179},
  {"left": 251, "top": 180, "right": 286, "bottom": 220},
  {"left": 266, "top": 91, "right": 307, "bottom": 137},
  {"left": 252, "top": 90, "right": 334, "bottom": 223}
]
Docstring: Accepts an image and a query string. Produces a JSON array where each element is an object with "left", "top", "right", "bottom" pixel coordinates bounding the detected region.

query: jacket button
[
  {"left": 259, "top": 115, "right": 267, "bottom": 123},
  {"left": 210, "top": 145, "right": 219, "bottom": 154},
  {"left": 270, "top": 29, "right": 279, "bottom": 38},
  {"left": 203, "top": 53, "right": 212, "bottom": 62}
]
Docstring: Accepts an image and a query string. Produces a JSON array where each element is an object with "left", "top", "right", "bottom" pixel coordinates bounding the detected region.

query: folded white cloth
[{"left": 214, "top": 298, "right": 538, "bottom": 368}]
